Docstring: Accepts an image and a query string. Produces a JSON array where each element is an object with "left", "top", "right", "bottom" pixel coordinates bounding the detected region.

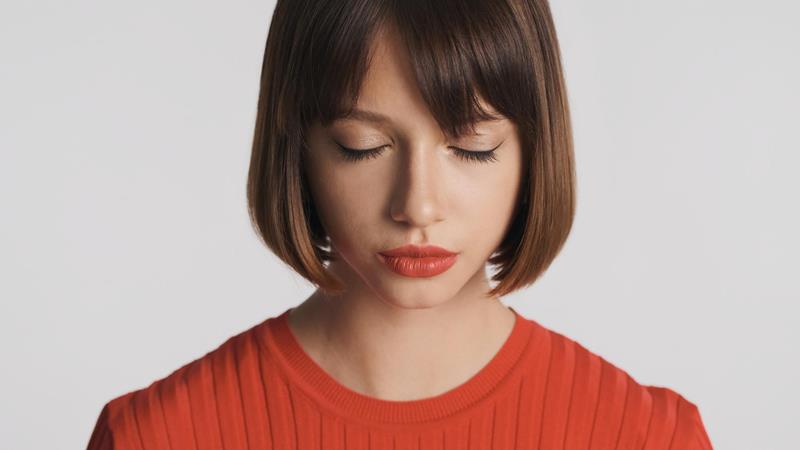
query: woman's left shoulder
[
  {"left": 641, "top": 384, "right": 714, "bottom": 449},
  {"left": 522, "top": 318, "right": 713, "bottom": 448}
]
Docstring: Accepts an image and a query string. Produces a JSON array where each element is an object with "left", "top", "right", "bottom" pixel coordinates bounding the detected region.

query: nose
[{"left": 389, "top": 141, "right": 447, "bottom": 228}]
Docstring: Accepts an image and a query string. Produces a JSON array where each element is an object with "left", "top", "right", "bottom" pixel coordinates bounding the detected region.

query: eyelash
[{"left": 335, "top": 143, "right": 500, "bottom": 164}]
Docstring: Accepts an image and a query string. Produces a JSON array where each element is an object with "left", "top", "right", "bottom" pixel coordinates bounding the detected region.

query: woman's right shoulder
[{"left": 86, "top": 317, "right": 283, "bottom": 450}]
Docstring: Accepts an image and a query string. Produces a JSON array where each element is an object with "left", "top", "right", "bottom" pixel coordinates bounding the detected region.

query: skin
[{"left": 288, "top": 21, "right": 525, "bottom": 401}]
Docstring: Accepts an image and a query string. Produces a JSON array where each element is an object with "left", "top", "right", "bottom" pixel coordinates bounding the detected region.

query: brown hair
[{"left": 246, "top": 0, "right": 575, "bottom": 298}]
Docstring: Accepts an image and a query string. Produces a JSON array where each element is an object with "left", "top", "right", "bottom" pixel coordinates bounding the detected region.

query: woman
[{"left": 88, "top": 0, "right": 713, "bottom": 448}]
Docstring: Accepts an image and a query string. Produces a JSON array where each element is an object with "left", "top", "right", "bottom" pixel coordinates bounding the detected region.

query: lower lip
[{"left": 377, "top": 253, "right": 458, "bottom": 277}]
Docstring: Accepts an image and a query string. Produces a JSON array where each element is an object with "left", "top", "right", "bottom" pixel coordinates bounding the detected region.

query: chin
[
  {"left": 380, "top": 296, "right": 449, "bottom": 310},
  {"left": 369, "top": 277, "right": 462, "bottom": 310}
]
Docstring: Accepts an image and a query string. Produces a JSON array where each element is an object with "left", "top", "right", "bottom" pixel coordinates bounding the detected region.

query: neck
[{"left": 287, "top": 280, "right": 516, "bottom": 401}]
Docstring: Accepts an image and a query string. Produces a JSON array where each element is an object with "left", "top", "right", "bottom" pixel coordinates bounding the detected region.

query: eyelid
[
  {"left": 335, "top": 143, "right": 388, "bottom": 153},
  {"left": 334, "top": 141, "right": 502, "bottom": 164},
  {"left": 452, "top": 141, "right": 504, "bottom": 153},
  {"left": 335, "top": 141, "right": 503, "bottom": 153}
]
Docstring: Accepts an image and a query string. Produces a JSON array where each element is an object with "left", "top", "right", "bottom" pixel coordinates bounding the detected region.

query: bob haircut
[{"left": 247, "top": 0, "right": 575, "bottom": 298}]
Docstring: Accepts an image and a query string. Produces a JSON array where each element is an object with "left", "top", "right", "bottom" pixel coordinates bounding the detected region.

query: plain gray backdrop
[{"left": 1, "top": 1, "right": 797, "bottom": 449}]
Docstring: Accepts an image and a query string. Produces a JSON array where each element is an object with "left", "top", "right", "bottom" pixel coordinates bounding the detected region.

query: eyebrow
[
  {"left": 333, "top": 108, "right": 503, "bottom": 136},
  {"left": 334, "top": 108, "right": 393, "bottom": 125}
]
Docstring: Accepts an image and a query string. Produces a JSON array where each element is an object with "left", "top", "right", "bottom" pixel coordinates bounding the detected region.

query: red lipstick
[{"left": 377, "top": 244, "right": 459, "bottom": 277}]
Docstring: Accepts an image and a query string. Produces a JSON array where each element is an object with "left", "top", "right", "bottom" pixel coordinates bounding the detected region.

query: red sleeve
[
  {"left": 670, "top": 394, "right": 714, "bottom": 450},
  {"left": 86, "top": 391, "right": 140, "bottom": 450},
  {"left": 86, "top": 402, "right": 115, "bottom": 450}
]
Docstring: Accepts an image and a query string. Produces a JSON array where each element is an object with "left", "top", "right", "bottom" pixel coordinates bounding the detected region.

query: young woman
[{"left": 88, "top": 1, "right": 713, "bottom": 448}]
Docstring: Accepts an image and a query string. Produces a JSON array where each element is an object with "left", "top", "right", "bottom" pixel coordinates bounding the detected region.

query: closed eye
[{"left": 335, "top": 142, "right": 501, "bottom": 164}]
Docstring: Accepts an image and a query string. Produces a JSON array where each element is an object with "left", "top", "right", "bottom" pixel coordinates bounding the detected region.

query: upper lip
[{"left": 379, "top": 244, "right": 458, "bottom": 257}]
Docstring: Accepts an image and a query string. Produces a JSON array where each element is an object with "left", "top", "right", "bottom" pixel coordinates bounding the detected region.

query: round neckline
[{"left": 258, "top": 305, "right": 535, "bottom": 424}]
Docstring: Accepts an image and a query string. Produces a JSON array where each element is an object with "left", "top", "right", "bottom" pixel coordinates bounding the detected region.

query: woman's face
[{"left": 303, "top": 25, "right": 524, "bottom": 310}]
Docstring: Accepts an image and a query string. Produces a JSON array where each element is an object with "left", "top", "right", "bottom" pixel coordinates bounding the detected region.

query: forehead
[
  {"left": 327, "top": 21, "right": 507, "bottom": 135},
  {"left": 343, "top": 26, "right": 432, "bottom": 121}
]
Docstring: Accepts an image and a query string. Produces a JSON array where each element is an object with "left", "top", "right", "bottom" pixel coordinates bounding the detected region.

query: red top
[{"left": 87, "top": 306, "right": 713, "bottom": 449}]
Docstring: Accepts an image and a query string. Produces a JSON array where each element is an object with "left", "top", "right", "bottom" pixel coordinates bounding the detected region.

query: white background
[{"left": 2, "top": 1, "right": 797, "bottom": 448}]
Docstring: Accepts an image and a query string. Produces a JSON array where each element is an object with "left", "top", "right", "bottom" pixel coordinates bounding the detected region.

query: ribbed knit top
[{"left": 87, "top": 306, "right": 713, "bottom": 449}]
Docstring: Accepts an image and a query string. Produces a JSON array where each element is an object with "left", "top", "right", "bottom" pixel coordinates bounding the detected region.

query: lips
[
  {"left": 378, "top": 244, "right": 458, "bottom": 258},
  {"left": 377, "top": 244, "right": 459, "bottom": 277}
]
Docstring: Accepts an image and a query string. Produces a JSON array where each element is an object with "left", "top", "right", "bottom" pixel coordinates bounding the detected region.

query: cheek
[
  {"left": 305, "top": 162, "right": 384, "bottom": 251},
  {"left": 463, "top": 150, "right": 521, "bottom": 202},
  {"left": 456, "top": 161, "right": 522, "bottom": 239},
  {"left": 462, "top": 178, "right": 517, "bottom": 222}
]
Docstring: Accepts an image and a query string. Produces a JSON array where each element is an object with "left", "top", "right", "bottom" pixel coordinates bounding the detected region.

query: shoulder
[
  {"left": 525, "top": 319, "right": 713, "bottom": 449},
  {"left": 86, "top": 320, "right": 273, "bottom": 450},
  {"left": 642, "top": 384, "right": 714, "bottom": 449}
]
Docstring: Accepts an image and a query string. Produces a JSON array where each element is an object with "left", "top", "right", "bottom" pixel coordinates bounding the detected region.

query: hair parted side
[{"left": 246, "top": 0, "right": 575, "bottom": 298}]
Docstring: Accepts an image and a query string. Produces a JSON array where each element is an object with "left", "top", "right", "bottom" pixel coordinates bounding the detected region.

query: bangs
[{"left": 297, "top": 0, "right": 537, "bottom": 138}]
